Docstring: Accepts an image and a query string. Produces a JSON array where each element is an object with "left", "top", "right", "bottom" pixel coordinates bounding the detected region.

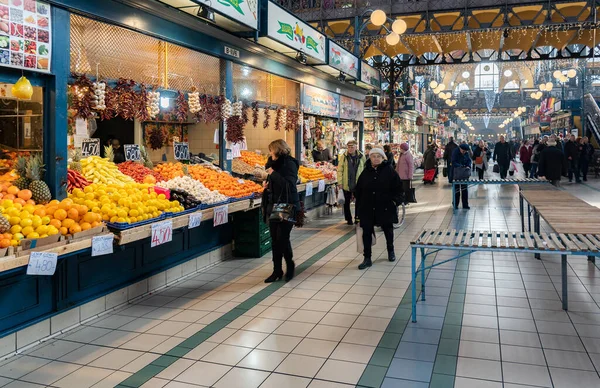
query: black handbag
[
  {"left": 442, "top": 167, "right": 448, "bottom": 177},
  {"left": 268, "top": 180, "right": 296, "bottom": 223},
  {"left": 493, "top": 164, "right": 500, "bottom": 173},
  {"left": 454, "top": 166, "right": 471, "bottom": 181},
  {"left": 407, "top": 181, "right": 417, "bottom": 203}
]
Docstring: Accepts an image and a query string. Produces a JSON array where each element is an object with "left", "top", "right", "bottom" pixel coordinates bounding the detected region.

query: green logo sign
[
  {"left": 218, "top": 0, "right": 245, "bottom": 15},
  {"left": 306, "top": 36, "right": 319, "bottom": 53},
  {"left": 277, "top": 21, "right": 294, "bottom": 40}
]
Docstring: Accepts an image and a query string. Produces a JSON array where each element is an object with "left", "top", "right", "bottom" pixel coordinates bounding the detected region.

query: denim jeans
[{"left": 529, "top": 163, "right": 538, "bottom": 178}]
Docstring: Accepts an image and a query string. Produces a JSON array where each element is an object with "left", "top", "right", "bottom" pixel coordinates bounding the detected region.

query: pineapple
[
  {"left": 70, "top": 149, "right": 82, "bottom": 173},
  {"left": 104, "top": 145, "right": 114, "bottom": 162},
  {"left": 13, "top": 156, "right": 31, "bottom": 190},
  {"left": 0, "top": 215, "right": 10, "bottom": 233},
  {"left": 140, "top": 145, "right": 153, "bottom": 169},
  {"left": 27, "top": 155, "right": 52, "bottom": 204}
]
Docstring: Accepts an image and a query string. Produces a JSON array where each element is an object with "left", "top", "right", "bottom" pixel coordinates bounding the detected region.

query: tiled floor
[{"left": 1, "top": 170, "right": 600, "bottom": 388}]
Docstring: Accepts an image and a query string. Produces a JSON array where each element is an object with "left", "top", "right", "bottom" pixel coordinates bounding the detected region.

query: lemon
[
  {"left": 10, "top": 225, "right": 21, "bottom": 234},
  {"left": 26, "top": 232, "right": 40, "bottom": 239},
  {"left": 13, "top": 233, "right": 24, "bottom": 240},
  {"left": 20, "top": 218, "right": 32, "bottom": 228},
  {"left": 47, "top": 226, "right": 59, "bottom": 236},
  {"left": 36, "top": 225, "right": 48, "bottom": 235},
  {"left": 7, "top": 208, "right": 19, "bottom": 217},
  {"left": 21, "top": 226, "right": 34, "bottom": 236},
  {"left": 9, "top": 216, "right": 20, "bottom": 226},
  {"left": 41, "top": 216, "right": 50, "bottom": 225},
  {"left": 31, "top": 216, "right": 42, "bottom": 228}
]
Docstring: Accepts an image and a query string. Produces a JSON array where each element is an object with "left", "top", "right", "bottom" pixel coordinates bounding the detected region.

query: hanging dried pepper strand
[
  {"left": 241, "top": 102, "right": 249, "bottom": 126},
  {"left": 70, "top": 73, "right": 95, "bottom": 120},
  {"left": 274, "top": 107, "right": 283, "bottom": 131},
  {"left": 100, "top": 85, "right": 117, "bottom": 121},
  {"left": 114, "top": 78, "right": 138, "bottom": 120},
  {"left": 175, "top": 91, "right": 189, "bottom": 122},
  {"left": 252, "top": 101, "right": 259, "bottom": 128},
  {"left": 225, "top": 116, "right": 245, "bottom": 144},
  {"left": 135, "top": 83, "right": 151, "bottom": 122},
  {"left": 263, "top": 107, "right": 271, "bottom": 129}
]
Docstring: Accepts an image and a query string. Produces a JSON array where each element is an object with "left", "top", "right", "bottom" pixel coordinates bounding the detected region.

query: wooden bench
[
  {"left": 452, "top": 178, "right": 549, "bottom": 209},
  {"left": 409, "top": 229, "right": 600, "bottom": 322}
]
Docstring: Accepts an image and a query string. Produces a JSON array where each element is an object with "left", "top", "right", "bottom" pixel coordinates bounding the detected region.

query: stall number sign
[
  {"left": 189, "top": 212, "right": 202, "bottom": 229},
  {"left": 305, "top": 182, "right": 313, "bottom": 197},
  {"left": 27, "top": 252, "right": 58, "bottom": 276},
  {"left": 174, "top": 142, "right": 190, "bottom": 160},
  {"left": 92, "top": 234, "right": 114, "bottom": 257},
  {"left": 81, "top": 138, "right": 100, "bottom": 157},
  {"left": 318, "top": 179, "right": 326, "bottom": 192},
  {"left": 125, "top": 144, "right": 141, "bottom": 161},
  {"left": 213, "top": 205, "right": 229, "bottom": 227},
  {"left": 224, "top": 46, "right": 240, "bottom": 58},
  {"left": 151, "top": 220, "right": 173, "bottom": 247}
]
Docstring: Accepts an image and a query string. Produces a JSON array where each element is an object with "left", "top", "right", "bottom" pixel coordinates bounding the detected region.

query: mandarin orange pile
[
  {"left": 187, "top": 165, "right": 263, "bottom": 198},
  {"left": 240, "top": 151, "right": 267, "bottom": 167},
  {"left": 0, "top": 184, "right": 36, "bottom": 204},
  {"left": 154, "top": 163, "right": 184, "bottom": 180},
  {"left": 299, "top": 166, "right": 325, "bottom": 182}
]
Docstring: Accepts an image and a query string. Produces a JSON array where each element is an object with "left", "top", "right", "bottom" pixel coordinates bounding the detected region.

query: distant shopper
[
  {"left": 365, "top": 143, "right": 373, "bottom": 157},
  {"left": 443, "top": 137, "right": 458, "bottom": 183},
  {"left": 112, "top": 139, "right": 126, "bottom": 164},
  {"left": 396, "top": 142, "right": 414, "bottom": 204},
  {"left": 452, "top": 144, "right": 472, "bottom": 209},
  {"left": 383, "top": 144, "right": 396, "bottom": 169},
  {"left": 263, "top": 139, "right": 300, "bottom": 283},
  {"left": 423, "top": 143, "right": 438, "bottom": 183},
  {"left": 312, "top": 140, "right": 333, "bottom": 163},
  {"left": 519, "top": 139, "right": 533, "bottom": 177},
  {"left": 579, "top": 136, "right": 595, "bottom": 181},
  {"left": 473, "top": 140, "right": 488, "bottom": 180},
  {"left": 493, "top": 135, "right": 512, "bottom": 179},
  {"left": 337, "top": 140, "right": 366, "bottom": 225},
  {"left": 355, "top": 147, "right": 403, "bottom": 269},
  {"left": 538, "top": 138, "right": 567, "bottom": 187},
  {"left": 564, "top": 134, "right": 581, "bottom": 183}
]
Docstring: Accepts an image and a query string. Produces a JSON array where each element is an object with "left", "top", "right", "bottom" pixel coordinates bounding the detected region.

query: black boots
[
  {"left": 285, "top": 260, "right": 295, "bottom": 282},
  {"left": 358, "top": 257, "right": 372, "bottom": 270},
  {"left": 264, "top": 271, "right": 283, "bottom": 283},
  {"left": 388, "top": 251, "right": 396, "bottom": 262},
  {"left": 265, "top": 260, "right": 295, "bottom": 283}
]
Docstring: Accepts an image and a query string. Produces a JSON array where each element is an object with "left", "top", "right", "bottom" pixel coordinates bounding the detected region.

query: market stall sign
[
  {"left": 360, "top": 62, "right": 381, "bottom": 89},
  {"left": 305, "top": 182, "right": 313, "bottom": 196},
  {"left": 214, "top": 205, "right": 229, "bottom": 226},
  {"left": 195, "top": 0, "right": 258, "bottom": 30},
  {"left": 266, "top": 2, "right": 326, "bottom": 63},
  {"left": 92, "top": 234, "right": 114, "bottom": 257},
  {"left": 328, "top": 41, "right": 358, "bottom": 79},
  {"left": 174, "top": 142, "right": 190, "bottom": 160},
  {"left": 317, "top": 179, "right": 325, "bottom": 192},
  {"left": 189, "top": 212, "right": 202, "bottom": 229},
  {"left": 0, "top": 1, "right": 52, "bottom": 73},
  {"left": 340, "top": 96, "right": 364, "bottom": 122},
  {"left": 302, "top": 85, "right": 339, "bottom": 118},
  {"left": 81, "top": 138, "right": 100, "bottom": 157},
  {"left": 124, "top": 144, "right": 141, "bottom": 161},
  {"left": 151, "top": 220, "right": 173, "bottom": 247},
  {"left": 27, "top": 251, "right": 57, "bottom": 276}
]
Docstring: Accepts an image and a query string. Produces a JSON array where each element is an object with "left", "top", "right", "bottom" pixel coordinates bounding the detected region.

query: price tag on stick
[
  {"left": 213, "top": 205, "right": 229, "bottom": 227},
  {"left": 189, "top": 212, "right": 202, "bottom": 229},
  {"left": 27, "top": 252, "right": 58, "bottom": 276},
  {"left": 81, "top": 138, "right": 100, "bottom": 157},
  {"left": 305, "top": 182, "right": 313, "bottom": 197},
  {"left": 318, "top": 179, "right": 326, "bottom": 192},
  {"left": 173, "top": 142, "right": 190, "bottom": 160},
  {"left": 124, "top": 144, "right": 141, "bottom": 161},
  {"left": 151, "top": 220, "right": 173, "bottom": 247},
  {"left": 92, "top": 234, "right": 114, "bottom": 257}
]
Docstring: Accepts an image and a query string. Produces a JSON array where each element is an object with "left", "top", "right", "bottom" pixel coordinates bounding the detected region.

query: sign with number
[
  {"left": 174, "top": 142, "right": 190, "bottom": 160},
  {"left": 213, "top": 205, "right": 229, "bottom": 227},
  {"left": 189, "top": 212, "right": 202, "bottom": 229},
  {"left": 27, "top": 252, "right": 58, "bottom": 276},
  {"left": 81, "top": 138, "right": 100, "bottom": 157},
  {"left": 318, "top": 179, "right": 326, "bottom": 192},
  {"left": 151, "top": 220, "right": 173, "bottom": 247},
  {"left": 125, "top": 144, "right": 141, "bottom": 161},
  {"left": 305, "top": 182, "right": 313, "bottom": 197},
  {"left": 92, "top": 234, "right": 114, "bottom": 257}
]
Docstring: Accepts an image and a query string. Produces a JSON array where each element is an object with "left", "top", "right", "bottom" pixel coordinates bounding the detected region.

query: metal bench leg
[
  {"left": 519, "top": 195, "right": 524, "bottom": 232},
  {"left": 534, "top": 211, "right": 541, "bottom": 260},
  {"left": 562, "top": 254, "right": 568, "bottom": 311},
  {"left": 452, "top": 183, "right": 456, "bottom": 210},
  {"left": 420, "top": 247, "right": 426, "bottom": 302},
  {"left": 588, "top": 256, "right": 596, "bottom": 263},
  {"left": 527, "top": 204, "right": 531, "bottom": 231},
  {"left": 411, "top": 247, "right": 417, "bottom": 322}
]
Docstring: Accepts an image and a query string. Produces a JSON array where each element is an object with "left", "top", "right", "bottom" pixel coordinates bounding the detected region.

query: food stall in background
[{"left": 301, "top": 84, "right": 340, "bottom": 162}]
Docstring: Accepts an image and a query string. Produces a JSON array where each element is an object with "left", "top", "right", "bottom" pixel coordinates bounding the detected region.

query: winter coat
[
  {"left": 443, "top": 141, "right": 458, "bottom": 162},
  {"left": 493, "top": 141, "right": 512, "bottom": 165},
  {"left": 452, "top": 147, "right": 472, "bottom": 169},
  {"left": 336, "top": 151, "right": 366, "bottom": 191},
  {"left": 519, "top": 145, "right": 532, "bottom": 164},
  {"left": 473, "top": 146, "right": 488, "bottom": 170},
  {"left": 385, "top": 152, "right": 396, "bottom": 169},
  {"left": 263, "top": 155, "right": 300, "bottom": 220},
  {"left": 537, "top": 146, "right": 567, "bottom": 181},
  {"left": 355, "top": 160, "right": 402, "bottom": 228},
  {"left": 312, "top": 148, "right": 332, "bottom": 162},
  {"left": 113, "top": 147, "right": 126, "bottom": 164},
  {"left": 396, "top": 151, "right": 414, "bottom": 180},
  {"left": 580, "top": 143, "right": 595, "bottom": 161},
  {"left": 423, "top": 147, "right": 438, "bottom": 170},
  {"left": 531, "top": 143, "right": 545, "bottom": 163},
  {"left": 564, "top": 141, "right": 580, "bottom": 161}
]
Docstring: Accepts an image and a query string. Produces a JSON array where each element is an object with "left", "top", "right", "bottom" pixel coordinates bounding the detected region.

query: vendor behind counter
[{"left": 312, "top": 140, "right": 333, "bottom": 163}]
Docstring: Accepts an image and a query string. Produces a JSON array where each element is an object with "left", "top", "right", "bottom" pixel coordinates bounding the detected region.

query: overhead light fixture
[
  {"left": 553, "top": 70, "right": 562, "bottom": 79},
  {"left": 438, "top": 83, "right": 446, "bottom": 90},
  {"left": 392, "top": 19, "right": 407, "bottom": 35},
  {"left": 430, "top": 80, "right": 438, "bottom": 89},
  {"left": 567, "top": 69, "right": 577, "bottom": 78},
  {"left": 545, "top": 82, "right": 553, "bottom": 91},
  {"left": 160, "top": 96, "right": 170, "bottom": 109},
  {"left": 539, "top": 83, "right": 546, "bottom": 91},
  {"left": 370, "top": 9, "right": 387, "bottom": 26},
  {"left": 197, "top": 5, "right": 215, "bottom": 22},
  {"left": 504, "top": 70, "right": 513, "bottom": 77},
  {"left": 462, "top": 71, "right": 470, "bottom": 78},
  {"left": 241, "top": 88, "right": 251, "bottom": 97},
  {"left": 386, "top": 32, "right": 400, "bottom": 46},
  {"left": 296, "top": 51, "right": 307, "bottom": 64}
]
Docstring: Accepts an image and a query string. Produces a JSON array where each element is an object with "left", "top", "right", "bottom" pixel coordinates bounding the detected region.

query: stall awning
[{"left": 157, "top": 0, "right": 258, "bottom": 31}]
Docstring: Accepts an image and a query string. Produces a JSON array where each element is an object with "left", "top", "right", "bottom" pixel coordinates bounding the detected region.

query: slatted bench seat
[
  {"left": 409, "top": 229, "right": 600, "bottom": 322},
  {"left": 452, "top": 178, "right": 549, "bottom": 209}
]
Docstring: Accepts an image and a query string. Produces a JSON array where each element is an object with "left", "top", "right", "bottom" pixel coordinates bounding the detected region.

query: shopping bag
[
  {"left": 337, "top": 189, "right": 345, "bottom": 205},
  {"left": 509, "top": 160, "right": 518, "bottom": 173},
  {"left": 326, "top": 186, "right": 337, "bottom": 206},
  {"left": 356, "top": 225, "right": 376, "bottom": 254},
  {"left": 442, "top": 167, "right": 448, "bottom": 177},
  {"left": 493, "top": 164, "right": 500, "bottom": 173}
]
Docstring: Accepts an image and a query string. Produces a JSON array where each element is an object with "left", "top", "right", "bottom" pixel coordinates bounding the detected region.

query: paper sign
[
  {"left": 151, "top": 220, "right": 173, "bottom": 247},
  {"left": 213, "top": 205, "right": 229, "bottom": 226},
  {"left": 318, "top": 179, "right": 326, "bottom": 192},
  {"left": 92, "top": 234, "right": 114, "bottom": 256},
  {"left": 189, "top": 212, "right": 202, "bottom": 229},
  {"left": 125, "top": 144, "right": 141, "bottom": 161},
  {"left": 305, "top": 182, "right": 313, "bottom": 196},
  {"left": 75, "top": 118, "right": 88, "bottom": 135},
  {"left": 226, "top": 150, "right": 233, "bottom": 160},
  {"left": 237, "top": 179, "right": 245, "bottom": 184},
  {"left": 27, "top": 252, "right": 58, "bottom": 276},
  {"left": 81, "top": 138, "right": 101, "bottom": 157},
  {"left": 174, "top": 142, "right": 190, "bottom": 160}
]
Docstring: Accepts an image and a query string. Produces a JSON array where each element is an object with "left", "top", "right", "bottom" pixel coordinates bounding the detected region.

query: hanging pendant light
[
  {"left": 370, "top": 10, "right": 386, "bottom": 26},
  {"left": 11, "top": 76, "right": 33, "bottom": 100}
]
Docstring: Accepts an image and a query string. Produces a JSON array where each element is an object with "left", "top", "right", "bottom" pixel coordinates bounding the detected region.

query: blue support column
[
  {"left": 45, "top": 7, "right": 70, "bottom": 200},
  {"left": 295, "top": 124, "right": 302, "bottom": 160},
  {"left": 358, "top": 121, "right": 364, "bottom": 151},
  {"left": 219, "top": 60, "right": 233, "bottom": 172}
]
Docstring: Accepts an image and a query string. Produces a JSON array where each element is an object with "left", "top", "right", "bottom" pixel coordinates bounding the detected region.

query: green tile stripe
[
  {"left": 115, "top": 228, "right": 356, "bottom": 388},
  {"left": 430, "top": 254, "right": 470, "bottom": 388}
]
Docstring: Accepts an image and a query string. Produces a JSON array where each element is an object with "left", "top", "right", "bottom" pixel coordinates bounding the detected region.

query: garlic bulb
[
  {"left": 148, "top": 91, "right": 160, "bottom": 118},
  {"left": 156, "top": 176, "right": 228, "bottom": 204},
  {"left": 92, "top": 82, "right": 106, "bottom": 110},
  {"left": 188, "top": 91, "right": 201, "bottom": 114},
  {"left": 281, "top": 109, "right": 287, "bottom": 126},
  {"left": 232, "top": 101, "right": 243, "bottom": 117},
  {"left": 221, "top": 98, "right": 232, "bottom": 120}
]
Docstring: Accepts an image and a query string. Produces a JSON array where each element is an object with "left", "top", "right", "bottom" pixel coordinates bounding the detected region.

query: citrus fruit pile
[
  {"left": 187, "top": 165, "right": 263, "bottom": 198},
  {"left": 299, "top": 166, "right": 325, "bottom": 182},
  {"left": 240, "top": 151, "right": 267, "bottom": 167},
  {"left": 0, "top": 200, "right": 62, "bottom": 246},
  {"left": 154, "top": 163, "right": 185, "bottom": 180},
  {"left": 81, "top": 156, "right": 135, "bottom": 185},
  {"left": 0, "top": 184, "right": 35, "bottom": 204}
]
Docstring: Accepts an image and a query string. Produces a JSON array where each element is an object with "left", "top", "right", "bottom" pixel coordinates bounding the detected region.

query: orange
[
  {"left": 61, "top": 219, "right": 75, "bottom": 229},
  {"left": 13, "top": 198, "right": 25, "bottom": 206},
  {"left": 91, "top": 221, "right": 100, "bottom": 228},
  {"left": 69, "top": 224, "right": 82, "bottom": 234},
  {"left": 54, "top": 209, "right": 67, "bottom": 221},
  {"left": 26, "top": 199, "right": 35, "bottom": 205},
  {"left": 58, "top": 202, "right": 71, "bottom": 211},
  {"left": 59, "top": 227, "right": 68, "bottom": 235},
  {"left": 0, "top": 239, "right": 10, "bottom": 248},
  {"left": 45, "top": 205, "right": 58, "bottom": 216},
  {"left": 49, "top": 219, "right": 61, "bottom": 229},
  {"left": 83, "top": 212, "right": 96, "bottom": 224},
  {"left": 48, "top": 199, "right": 59, "bottom": 206},
  {"left": 33, "top": 208, "right": 46, "bottom": 217},
  {"left": 6, "top": 186, "right": 18, "bottom": 195},
  {"left": 75, "top": 205, "right": 88, "bottom": 215},
  {"left": 17, "top": 190, "right": 31, "bottom": 201},
  {"left": 80, "top": 222, "right": 91, "bottom": 231},
  {"left": 67, "top": 208, "right": 79, "bottom": 221},
  {"left": 3, "top": 194, "right": 14, "bottom": 200}
]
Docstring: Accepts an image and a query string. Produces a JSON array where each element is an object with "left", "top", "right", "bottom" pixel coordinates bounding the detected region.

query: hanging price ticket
[
  {"left": 151, "top": 220, "right": 173, "bottom": 247},
  {"left": 305, "top": 182, "right": 313, "bottom": 197},
  {"left": 81, "top": 138, "right": 100, "bottom": 157},
  {"left": 27, "top": 252, "right": 58, "bottom": 276},
  {"left": 318, "top": 179, "right": 326, "bottom": 192},
  {"left": 92, "top": 234, "right": 114, "bottom": 257},
  {"left": 189, "top": 212, "right": 202, "bottom": 229},
  {"left": 213, "top": 205, "right": 229, "bottom": 227},
  {"left": 125, "top": 144, "right": 141, "bottom": 161}
]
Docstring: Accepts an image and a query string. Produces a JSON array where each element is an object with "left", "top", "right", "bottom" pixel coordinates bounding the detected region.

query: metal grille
[
  {"left": 166, "top": 44, "right": 221, "bottom": 93},
  {"left": 232, "top": 63, "right": 299, "bottom": 107}
]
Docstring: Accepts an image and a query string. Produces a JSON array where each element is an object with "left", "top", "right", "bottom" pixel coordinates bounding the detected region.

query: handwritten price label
[
  {"left": 92, "top": 234, "right": 114, "bottom": 256},
  {"left": 125, "top": 144, "right": 141, "bottom": 161},
  {"left": 27, "top": 252, "right": 58, "bottom": 276},
  {"left": 81, "top": 138, "right": 100, "bottom": 157},
  {"left": 189, "top": 212, "right": 202, "bottom": 229},
  {"left": 318, "top": 179, "right": 325, "bottom": 192},
  {"left": 151, "top": 220, "right": 173, "bottom": 247},
  {"left": 174, "top": 142, "right": 189, "bottom": 160},
  {"left": 305, "top": 182, "right": 313, "bottom": 197},
  {"left": 213, "top": 205, "right": 229, "bottom": 227}
]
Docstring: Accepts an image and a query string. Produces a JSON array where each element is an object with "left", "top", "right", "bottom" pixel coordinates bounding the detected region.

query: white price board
[
  {"left": 318, "top": 179, "right": 326, "bottom": 192},
  {"left": 151, "top": 220, "right": 173, "bottom": 247},
  {"left": 27, "top": 252, "right": 58, "bottom": 276},
  {"left": 213, "top": 205, "right": 229, "bottom": 227},
  {"left": 92, "top": 234, "right": 114, "bottom": 257},
  {"left": 189, "top": 212, "right": 202, "bottom": 229},
  {"left": 305, "top": 182, "right": 313, "bottom": 197}
]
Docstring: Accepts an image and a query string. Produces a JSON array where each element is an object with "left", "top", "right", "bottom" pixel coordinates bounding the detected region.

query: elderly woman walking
[{"left": 396, "top": 143, "right": 414, "bottom": 204}]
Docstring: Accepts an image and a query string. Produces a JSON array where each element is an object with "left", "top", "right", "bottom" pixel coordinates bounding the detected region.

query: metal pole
[
  {"left": 561, "top": 254, "right": 568, "bottom": 310},
  {"left": 411, "top": 246, "right": 417, "bottom": 322},
  {"left": 353, "top": 16, "right": 361, "bottom": 58},
  {"left": 389, "top": 60, "right": 396, "bottom": 144},
  {"left": 420, "top": 247, "right": 426, "bottom": 301}
]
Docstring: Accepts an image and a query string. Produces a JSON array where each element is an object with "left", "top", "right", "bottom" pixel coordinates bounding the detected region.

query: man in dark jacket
[
  {"left": 538, "top": 139, "right": 568, "bottom": 186},
  {"left": 564, "top": 134, "right": 581, "bottom": 183},
  {"left": 443, "top": 137, "right": 458, "bottom": 183},
  {"left": 492, "top": 135, "right": 512, "bottom": 179},
  {"left": 452, "top": 144, "right": 472, "bottom": 209},
  {"left": 579, "top": 136, "right": 595, "bottom": 182}
]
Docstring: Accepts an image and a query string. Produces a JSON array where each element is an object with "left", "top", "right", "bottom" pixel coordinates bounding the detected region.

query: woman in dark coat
[
  {"left": 263, "top": 139, "right": 300, "bottom": 283},
  {"left": 354, "top": 147, "right": 403, "bottom": 270},
  {"left": 472, "top": 140, "right": 488, "bottom": 180},
  {"left": 423, "top": 144, "right": 438, "bottom": 170}
]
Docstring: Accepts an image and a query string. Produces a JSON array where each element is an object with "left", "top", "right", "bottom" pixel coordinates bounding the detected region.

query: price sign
[
  {"left": 318, "top": 179, "right": 326, "bottom": 192},
  {"left": 226, "top": 150, "right": 233, "bottom": 160},
  {"left": 237, "top": 179, "right": 245, "bottom": 184},
  {"left": 213, "top": 205, "right": 229, "bottom": 227},
  {"left": 189, "top": 212, "right": 202, "bottom": 229},
  {"left": 174, "top": 142, "right": 190, "bottom": 160},
  {"left": 125, "top": 144, "right": 141, "bottom": 161},
  {"left": 305, "top": 182, "right": 313, "bottom": 197},
  {"left": 81, "top": 138, "right": 100, "bottom": 157},
  {"left": 92, "top": 234, "right": 114, "bottom": 257},
  {"left": 27, "top": 252, "right": 58, "bottom": 276},
  {"left": 151, "top": 220, "right": 173, "bottom": 247}
]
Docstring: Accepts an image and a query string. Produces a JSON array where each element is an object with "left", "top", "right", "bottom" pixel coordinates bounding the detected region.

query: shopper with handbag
[
  {"left": 355, "top": 147, "right": 403, "bottom": 269},
  {"left": 263, "top": 139, "right": 300, "bottom": 283},
  {"left": 452, "top": 144, "right": 472, "bottom": 209},
  {"left": 472, "top": 140, "right": 488, "bottom": 180},
  {"left": 396, "top": 142, "right": 414, "bottom": 204},
  {"left": 337, "top": 140, "right": 366, "bottom": 225}
]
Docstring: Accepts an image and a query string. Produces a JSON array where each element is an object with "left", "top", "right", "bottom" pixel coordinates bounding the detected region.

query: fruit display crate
[{"left": 106, "top": 214, "right": 168, "bottom": 231}]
